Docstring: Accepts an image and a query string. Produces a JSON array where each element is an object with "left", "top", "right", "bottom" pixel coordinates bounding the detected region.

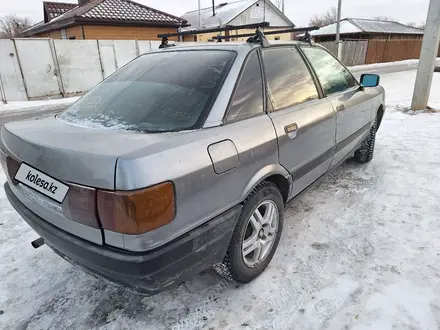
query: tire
[
  {"left": 354, "top": 117, "right": 377, "bottom": 163},
  {"left": 222, "top": 181, "right": 284, "bottom": 283}
]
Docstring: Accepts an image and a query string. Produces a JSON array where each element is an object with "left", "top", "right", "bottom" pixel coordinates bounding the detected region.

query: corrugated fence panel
[
  {"left": 0, "top": 39, "right": 27, "bottom": 101},
  {"left": 54, "top": 40, "right": 103, "bottom": 95},
  {"left": 342, "top": 40, "right": 368, "bottom": 66},
  {"left": 319, "top": 41, "right": 337, "bottom": 57}
]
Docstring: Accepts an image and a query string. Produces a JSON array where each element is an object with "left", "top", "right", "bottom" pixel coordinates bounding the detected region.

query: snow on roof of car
[{"left": 311, "top": 18, "right": 424, "bottom": 36}]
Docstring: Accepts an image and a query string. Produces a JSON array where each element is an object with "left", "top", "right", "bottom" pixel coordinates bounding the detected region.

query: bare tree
[
  {"left": 309, "top": 7, "right": 337, "bottom": 27},
  {"left": 407, "top": 21, "right": 425, "bottom": 29},
  {"left": 373, "top": 16, "right": 395, "bottom": 21},
  {"left": 0, "top": 15, "right": 33, "bottom": 38}
]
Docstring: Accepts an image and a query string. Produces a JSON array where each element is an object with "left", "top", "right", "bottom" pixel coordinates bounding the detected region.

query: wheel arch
[
  {"left": 377, "top": 105, "right": 385, "bottom": 130},
  {"left": 241, "top": 164, "right": 292, "bottom": 204}
]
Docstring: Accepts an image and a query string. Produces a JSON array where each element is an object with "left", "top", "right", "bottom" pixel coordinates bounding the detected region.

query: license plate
[{"left": 14, "top": 163, "right": 69, "bottom": 203}]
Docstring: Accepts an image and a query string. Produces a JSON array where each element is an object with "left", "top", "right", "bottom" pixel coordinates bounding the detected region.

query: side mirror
[{"left": 360, "top": 74, "right": 380, "bottom": 88}]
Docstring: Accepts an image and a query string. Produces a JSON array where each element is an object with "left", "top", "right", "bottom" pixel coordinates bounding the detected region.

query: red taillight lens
[
  {"left": 62, "top": 183, "right": 100, "bottom": 228},
  {"left": 97, "top": 182, "right": 175, "bottom": 235}
]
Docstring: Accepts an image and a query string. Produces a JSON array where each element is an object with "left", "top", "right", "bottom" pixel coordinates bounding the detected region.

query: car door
[
  {"left": 263, "top": 47, "right": 337, "bottom": 198},
  {"left": 300, "top": 46, "right": 374, "bottom": 166}
]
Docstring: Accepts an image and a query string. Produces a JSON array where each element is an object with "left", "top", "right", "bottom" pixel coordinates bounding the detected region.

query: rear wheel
[
  {"left": 222, "top": 181, "right": 284, "bottom": 283},
  {"left": 354, "top": 117, "right": 377, "bottom": 163}
]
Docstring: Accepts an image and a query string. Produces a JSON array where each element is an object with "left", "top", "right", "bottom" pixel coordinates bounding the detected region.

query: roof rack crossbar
[
  {"left": 212, "top": 26, "right": 319, "bottom": 46},
  {"left": 213, "top": 26, "right": 319, "bottom": 40},
  {"left": 157, "top": 22, "right": 270, "bottom": 38}
]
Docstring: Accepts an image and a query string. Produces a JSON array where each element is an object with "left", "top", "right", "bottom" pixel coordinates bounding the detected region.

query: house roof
[
  {"left": 312, "top": 18, "right": 424, "bottom": 36},
  {"left": 181, "top": 0, "right": 294, "bottom": 32},
  {"left": 43, "top": 1, "right": 77, "bottom": 22},
  {"left": 22, "top": 0, "right": 188, "bottom": 37}
]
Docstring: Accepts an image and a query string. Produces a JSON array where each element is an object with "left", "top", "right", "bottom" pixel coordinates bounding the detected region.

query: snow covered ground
[
  {"left": 0, "top": 97, "right": 79, "bottom": 115},
  {"left": 1, "top": 70, "right": 440, "bottom": 330}
]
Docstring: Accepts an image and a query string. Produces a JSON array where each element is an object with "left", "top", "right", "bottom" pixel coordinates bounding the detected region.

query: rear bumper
[{"left": 5, "top": 182, "right": 241, "bottom": 295}]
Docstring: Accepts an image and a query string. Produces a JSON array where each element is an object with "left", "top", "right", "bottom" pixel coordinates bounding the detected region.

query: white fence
[{"left": 0, "top": 38, "right": 162, "bottom": 102}]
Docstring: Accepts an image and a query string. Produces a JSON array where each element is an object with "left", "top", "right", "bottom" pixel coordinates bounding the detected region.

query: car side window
[
  {"left": 227, "top": 52, "right": 264, "bottom": 122},
  {"left": 263, "top": 47, "right": 319, "bottom": 111},
  {"left": 301, "top": 46, "right": 358, "bottom": 95}
]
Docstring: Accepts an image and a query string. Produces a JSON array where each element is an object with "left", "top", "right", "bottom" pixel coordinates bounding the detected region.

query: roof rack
[
  {"left": 213, "top": 26, "right": 320, "bottom": 46},
  {"left": 157, "top": 22, "right": 270, "bottom": 38}
]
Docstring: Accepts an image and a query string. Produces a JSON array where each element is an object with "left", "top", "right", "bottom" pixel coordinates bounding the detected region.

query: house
[
  {"left": 180, "top": 0, "right": 295, "bottom": 42},
  {"left": 21, "top": 0, "right": 188, "bottom": 40},
  {"left": 312, "top": 18, "right": 424, "bottom": 42}
]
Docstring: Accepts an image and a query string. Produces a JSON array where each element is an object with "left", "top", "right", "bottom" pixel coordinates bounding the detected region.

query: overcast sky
[{"left": 0, "top": 0, "right": 430, "bottom": 27}]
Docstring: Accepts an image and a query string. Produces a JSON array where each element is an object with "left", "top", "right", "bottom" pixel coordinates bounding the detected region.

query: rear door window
[
  {"left": 59, "top": 50, "right": 236, "bottom": 132},
  {"left": 263, "top": 48, "right": 319, "bottom": 111}
]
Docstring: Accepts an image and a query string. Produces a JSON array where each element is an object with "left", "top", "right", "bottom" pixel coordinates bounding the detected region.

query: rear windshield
[{"left": 59, "top": 50, "right": 236, "bottom": 133}]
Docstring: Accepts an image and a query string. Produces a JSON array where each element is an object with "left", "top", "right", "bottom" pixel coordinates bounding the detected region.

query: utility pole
[
  {"left": 282, "top": 0, "right": 285, "bottom": 13},
  {"left": 198, "top": 0, "right": 202, "bottom": 29},
  {"left": 335, "top": 0, "right": 343, "bottom": 60},
  {"left": 212, "top": 0, "right": 216, "bottom": 16},
  {"left": 411, "top": 0, "right": 440, "bottom": 110}
]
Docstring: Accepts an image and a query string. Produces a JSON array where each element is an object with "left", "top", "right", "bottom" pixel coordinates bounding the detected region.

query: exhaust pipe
[{"left": 31, "top": 237, "right": 45, "bottom": 249}]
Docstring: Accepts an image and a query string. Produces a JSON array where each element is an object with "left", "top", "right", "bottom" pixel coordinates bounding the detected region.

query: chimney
[{"left": 78, "top": 0, "right": 90, "bottom": 6}]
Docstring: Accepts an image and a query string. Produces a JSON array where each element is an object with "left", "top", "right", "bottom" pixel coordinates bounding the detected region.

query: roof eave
[
  {"left": 314, "top": 31, "right": 424, "bottom": 37},
  {"left": 20, "top": 17, "right": 76, "bottom": 36},
  {"left": 76, "top": 17, "right": 188, "bottom": 27},
  {"left": 21, "top": 16, "right": 188, "bottom": 37}
]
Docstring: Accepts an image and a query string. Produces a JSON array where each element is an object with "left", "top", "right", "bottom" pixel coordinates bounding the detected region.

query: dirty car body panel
[{"left": 1, "top": 41, "right": 385, "bottom": 294}]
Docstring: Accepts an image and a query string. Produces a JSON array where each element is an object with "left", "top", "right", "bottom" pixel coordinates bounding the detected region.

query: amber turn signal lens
[{"left": 97, "top": 182, "right": 175, "bottom": 235}]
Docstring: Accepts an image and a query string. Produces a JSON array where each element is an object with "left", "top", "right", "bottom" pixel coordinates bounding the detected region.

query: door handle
[
  {"left": 336, "top": 104, "right": 345, "bottom": 112},
  {"left": 284, "top": 123, "right": 298, "bottom": 139}
]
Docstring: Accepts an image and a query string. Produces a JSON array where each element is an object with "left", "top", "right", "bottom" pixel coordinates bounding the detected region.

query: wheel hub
[{"left": 242, "top": 200, "right": 280, "bottom": 268}]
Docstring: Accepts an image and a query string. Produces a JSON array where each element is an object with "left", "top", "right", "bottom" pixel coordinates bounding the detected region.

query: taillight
[
  {"left": 62, "top": 184, "right": 100, "bottom": 228},
  {"left": 97, "top": 182, "right": 175, "bottom": 235}
]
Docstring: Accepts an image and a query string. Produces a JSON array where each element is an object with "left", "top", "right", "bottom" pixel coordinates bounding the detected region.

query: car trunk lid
[
  {"left": 1, "top": 116, "right": 165, "bottom": 190},
  {"left": 1, "top": 116, "right": 170, "bottom": 244}
]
